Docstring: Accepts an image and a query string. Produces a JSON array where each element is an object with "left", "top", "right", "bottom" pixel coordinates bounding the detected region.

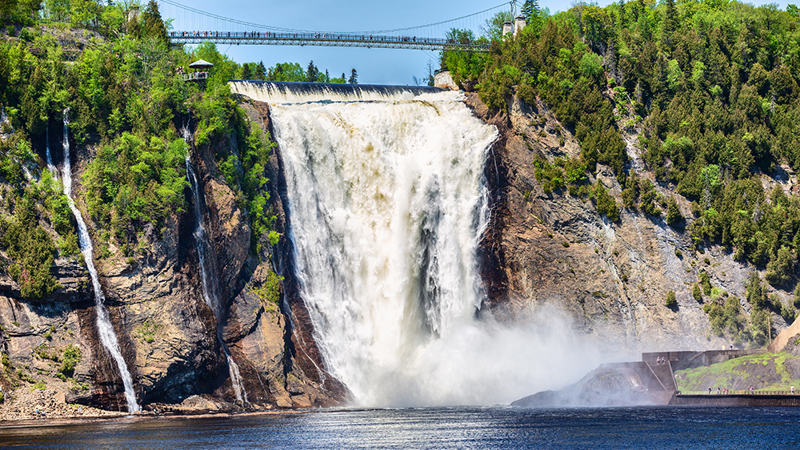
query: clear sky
[{"left": 159, "top": 0, "right": 791, "bottom": 86}]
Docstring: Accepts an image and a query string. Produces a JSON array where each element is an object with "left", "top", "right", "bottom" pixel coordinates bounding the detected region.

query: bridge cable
[{"left": 158, "top": 0, "right": 509, "bottom": 36}]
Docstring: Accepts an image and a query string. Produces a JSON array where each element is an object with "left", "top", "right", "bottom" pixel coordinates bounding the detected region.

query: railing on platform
[
  {"left": 677, "top": 390, "right": 798, "bottom": 395},
  {"left": 183, "top": 72, "right": 209, "bottom": 82},
  {"left": 168, "top": 31, "right": 490, "bottom": 52}
]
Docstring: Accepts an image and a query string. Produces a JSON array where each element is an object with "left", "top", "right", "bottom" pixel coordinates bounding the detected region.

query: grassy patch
[{"left": 675, "top": 352, "right": 800, "bottom": 391}]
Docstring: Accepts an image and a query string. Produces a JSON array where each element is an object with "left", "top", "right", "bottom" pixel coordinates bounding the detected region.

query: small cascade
[
  {"left": 61, "top": 110, "right": 140, "bottom": 413},
  {"left": 45, "top": 127, "right": 57, "bottom": 177},
  {"left": 183, "top": 129, "right": 247, "bottom": 404}
]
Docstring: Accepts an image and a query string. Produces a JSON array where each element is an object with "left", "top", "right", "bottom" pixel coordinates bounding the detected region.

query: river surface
[{"left": 1, "top": 406, "right": 799, "bottom": 449}]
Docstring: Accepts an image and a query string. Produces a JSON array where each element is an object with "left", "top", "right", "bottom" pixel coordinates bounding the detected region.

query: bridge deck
[{"left": 168, "top": 31, "right": 489, "bottom": 52}]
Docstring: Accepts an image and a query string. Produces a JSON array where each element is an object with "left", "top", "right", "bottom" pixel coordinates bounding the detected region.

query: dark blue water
[{"left": 1, "top": 406, "right": 799, "bottom": 449}]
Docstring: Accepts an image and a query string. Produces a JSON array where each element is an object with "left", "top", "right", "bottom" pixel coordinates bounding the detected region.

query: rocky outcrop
[
  {"left": 468, "top": 92, "right": 795, "bottom": 351},
  {"left": 0, "top": 101, "right": 345, "bottom": 416}
]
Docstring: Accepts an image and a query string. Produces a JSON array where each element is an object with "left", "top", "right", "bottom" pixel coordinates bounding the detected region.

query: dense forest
[
  {"left": 444, "top": 0, "right": 800, "bottom": 346},
  {"left": 0, "top": 0, "right": 296, "bottom": 300}
]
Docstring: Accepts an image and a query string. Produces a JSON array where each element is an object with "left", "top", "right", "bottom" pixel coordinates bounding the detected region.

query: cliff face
[
  {"left": 470, "top": 92, "right": 795, "bottom": 351},
  {"left": 2, "top": 87, "right": 796, "bottom": 414},
  {"left": 0, "top": 106, "right": 345, "bottom": 413}
]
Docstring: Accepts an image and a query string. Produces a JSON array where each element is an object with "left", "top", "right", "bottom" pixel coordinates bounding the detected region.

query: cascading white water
[
  {"left": 45, "top": 127, "right": 57, "bottom": 177},
  {"left": 239, "top": 82, "right": 608, "bottom": 407},
  {"left": 61, "top": 110, "right": 140, "bottom": 413},
  {"left": 183, "top": 131, "right": 247, "bottom": 404}
]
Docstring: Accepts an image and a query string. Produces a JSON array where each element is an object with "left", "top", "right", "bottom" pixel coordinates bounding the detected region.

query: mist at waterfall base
[{"left": 235, "top": 82, "right": 614, "bottom": 407}]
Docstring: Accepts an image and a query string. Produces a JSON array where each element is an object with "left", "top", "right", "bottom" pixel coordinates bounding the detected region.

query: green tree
[
  {"left": 666, "top": 197, "right": 683, "bottom": 226},
  {"left": 268, "top": 62, "right": 305, "bottom": 82},
  {"left": 746, "top": 272, "right": 768, "bottom": 310},
  {"left": 255, "top": 61, "right": 267, "bottom": 80},
  {"left": 521, "top": 0, "right": 539, "bottom": 20},
  {"left": 139, "top": 1, "right": 168, "bottom": 45},
  {"left": 700, "top": 271, "right": 712, "bottom": 296},
  {"left": 594, "top": 180, "right": 620, "bottom": 222},
  {"left": 348, "top": 68, "right": 358, "bottom": 85},
  {"left": 693, "top": 283, "right": 703, "bottom": 302},
  {"left": 240, "top": 63, "right": 252, "bottom": 81},
  {"left": 306, "top": 60, "right": 320, "bottom": 83},
  {"left": 765, "top": 246, "right": 795, "bottom": 286},
  {"left": 666, "top": 290, "right": 677, "bottom": 308},
  {"left": 749, "top": 309, "right": 771, "bottom": 347}
]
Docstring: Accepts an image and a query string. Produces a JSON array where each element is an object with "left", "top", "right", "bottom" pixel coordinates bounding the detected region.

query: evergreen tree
[
  {"left": 255, "top": 61, "right": 267, "bottom": 80},
  {"left": 241, "top": 63, "right": 252, "bottom": 81},
  {"left": 662, "top": 0, "right": 678, "bottom": 49},
  {"left": 306, "top": 60, "right": 320, "bottom": 83},
  {"left": 140, "top": 0, "right": 168, "bottom": 45},
  {"left": 521, "top": 0, "right": 539, "bottom": 20},
  {"left": 666, "top": 197, "right": 683, "bottom": 226},
  {"left": 348, "top": 68, "right": 358, "bottom": 85},
  {"left": 746, "top": 272, "right": 768, "bottom": 310},
  {"left": 765, "top": 246, "right": 795, "bottom": 286}
]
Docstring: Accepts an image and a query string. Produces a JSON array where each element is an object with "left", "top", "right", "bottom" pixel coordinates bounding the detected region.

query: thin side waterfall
[
  {"left": 61, "top": 110, "right": 139, "bottom": 413},
  {"left": 45, "top": 127, "right": 57, "bottom": 177},
  {"left": 183, "top": 130, "right": 247, "bottom": 403}
]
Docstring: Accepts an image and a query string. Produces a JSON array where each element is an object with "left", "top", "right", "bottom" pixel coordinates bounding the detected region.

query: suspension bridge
[{"left": 157, "top": 0, "right": 517, "bottom": 52}]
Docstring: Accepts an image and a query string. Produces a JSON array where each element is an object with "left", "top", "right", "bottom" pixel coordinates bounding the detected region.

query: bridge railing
[
  {"left": 168, "top": 31, "right": 489, "bottom": 52},
  {"left": 677, "top": 390, "right": 798, "bottom": 395}
]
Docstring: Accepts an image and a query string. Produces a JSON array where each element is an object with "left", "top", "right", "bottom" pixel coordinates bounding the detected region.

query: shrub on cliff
[
  {"left": 692, "top": 283, "right": 703, "bottom": 302},
  {"left": 665, "top": 290, "right": 677, "bottom": 308},
  {"left": 594, "top": 181, "right": 619, "bottom": 222},
  {"left": 666, "top": 197, "right": 683, "bottom": 227}
]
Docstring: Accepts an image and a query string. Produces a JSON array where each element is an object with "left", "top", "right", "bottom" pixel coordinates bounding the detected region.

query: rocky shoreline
[
  {"left": 0, "top": 387, "right": 127, "bottom": 422},
  {"left": 0, "top": 386, "right": 310, "bottom": 427}
]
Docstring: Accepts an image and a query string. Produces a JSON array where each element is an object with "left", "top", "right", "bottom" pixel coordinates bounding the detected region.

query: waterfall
[
  {"left": 183, "top": 129, "right": 247, "bottom": 404},
  {"left": 45, "top": 127, "right": 57, "bottom": 177},
  {"left": 230, "top": 80, "right": 443, "bottom": 105},
  {"left": 260, "top": 84, "right": 506, "bottom": 405},
  {"left": 61, "top": 110, "right": 140, "bottom": 413}
]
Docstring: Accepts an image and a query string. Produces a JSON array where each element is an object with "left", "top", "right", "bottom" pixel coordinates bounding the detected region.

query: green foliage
[
  {"left": 469, "top": 1, "right": 800, "bottom": 268},
  {"left": 594, "top": 180, "right": 619, "bottom": 222},
  {"left": 699, "top": 271, "right": 712, "bottom": 296},
  {"left": 0, "top": 194, "right": 60, "bottom": 299},
  {"left": 794, "top": 284, "right": 800, "bottom": 309},
  {"left": 58, "top": 344, "right": 81, "bottom": 377},
  {"left": 638, "top": 179, "right": 661, "bottom": 217},
  {"left": 693, "top": 283, "right": 703, "bottom": 302},
  {"left": 134, "top": 320, "right": 160, "bottom": 344},
  {"left": 83, "top": 133, "right": 187, "bottom": 239},
  {"left": 765, "top": 246, "right": 795, "bottom": 286},
  {"left": 532, "top": 156, "right": 563, "bottom": 194},
  {"left": 252, "top": 268, "right": 284, "bottom": 305},
  {"left": 666, "top": 197, "right": 682, "bottom": 226},
  {"left": 749, "top": 308, "right": 771, "bottom": 347},
  {"left": 746, "top": 272, "right": 768, "bottom": 310},
  {"left": 665, "top": 290, "right": 677, "bottom": 308}
]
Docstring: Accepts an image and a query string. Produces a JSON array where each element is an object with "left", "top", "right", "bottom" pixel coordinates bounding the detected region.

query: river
[{"left": 1, "top": 406, "right": 799, "bottom": 449}]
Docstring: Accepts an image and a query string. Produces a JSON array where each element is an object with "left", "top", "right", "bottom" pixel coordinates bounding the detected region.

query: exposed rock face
[
  {"left": 511, "top": 365, "right": 661, "bottom": 408},
  {"left": 468, "top": 92, "right": 794, "bottom": 351},
  {"left": 0, "top": 103, "right": 345, "bottom": 415}
]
